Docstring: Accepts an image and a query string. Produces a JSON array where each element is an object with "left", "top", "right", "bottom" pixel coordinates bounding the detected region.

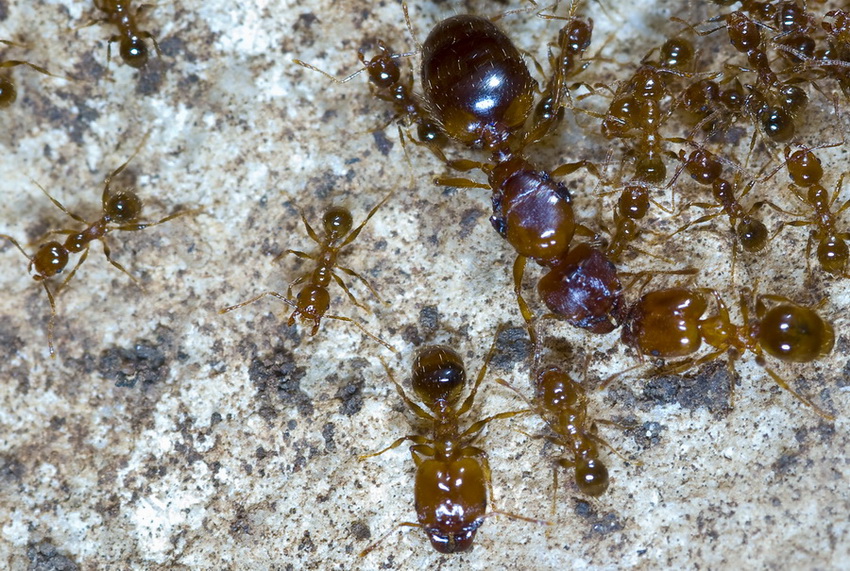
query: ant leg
[
  {"left": 139, "top": 31, "right": 162, "bottom": 58},
  {"left": 56, "top": 248, "right": 89, "bottom": 295},
  {"left": 219, "top": 290, "right": 295, "bottom": 314},
  {"left": 101, "top": 131, "right": 153, "bottom": 208},
  {"left": 435, "top": 175, "right": 489, "bottom": 189},
  {"left": 0, "top": 60, "right": 56, "bottom": 79},
  {"left": 512, "top": 255, "right": 537, "bottom": 345},
  {"left": 101, "top": 241, "right": 143, "bottom": 289},
  {"left": 335, "top": 265, "right": 381, "bottom": 302},
  {"left": 273, "top": 248, "right": 313, "bottom": 265},
  {"left": 551, "top": 159, "right": 601, "bottom": 179},
  {"left": 761, "top": 366, "right": 835, "bottom": 421},
  {"left": 0, "top": 233, "right": 34, "bottom": 263},
  {"left": 457, "top": 324, "right": 509, "bottom": 416},
  {"left": 38, "top": 279, "right": 58, "bottom": 359},
  {"left": 460, "top": 409, "right": 531, "bottom": 441},
  {"left": 330, "top": 272, "right": 368, "bottom": 310},
  {"left": 29, "top": 179, "right": 87, "bottom": 224},
  {"left": 285, "top": 274, "right": 308, "bottom": 300},
  {"left": 114, "top": 208, "right": 203, "bottom": 232},
  {"left": 358, "top": 434, "right": 428, "bottom": 460},
  {"left": 380, "top": 358, "right": 432, "bottom": 420},
  {"left": 325, "top": 313, "right": 397, "bottom": 353},
  {"left": 341, "top": 190, "right": 394, "bottom": 247}
]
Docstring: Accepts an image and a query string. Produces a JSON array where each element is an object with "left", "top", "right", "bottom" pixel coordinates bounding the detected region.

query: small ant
[
  {"left": 619, "top": 285, "right": 835, "bottom": 419},
  {"left": 0, "top": 133, "right": 196, "bottom": 357},
  {"left": 774, "top": 144, "right": 850, "bottom": 276},
  {"left": 496, "top": 319, "right": 630, "bottom": 498},
  {"left": 220, "top": 194, "right": 396, "bottom": 352},
  {"left": 669, "top": 147, "right": 773, "bottom": 255},
  {"left": 0, "top": 40, "right": 59, "bottom": 108},
  {"left": 293, "top": 14, "right": 446, "bottom": 145},
  {"left": 90, "top": 0, "right": 162, "bottom": 68},
  {"left": 359, "top": 333, "right": 539, "bottom": 554}
]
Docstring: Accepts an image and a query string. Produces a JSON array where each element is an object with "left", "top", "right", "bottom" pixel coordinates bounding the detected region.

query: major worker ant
[
  {"left": 359, "top": 332, "right": 542, "bottom": 555},
  {"left": 619, "top": 285, "right": 835, "bottom": 419},
  {"left": 220, "top": 194, "right": 396, "bottom": 352}
]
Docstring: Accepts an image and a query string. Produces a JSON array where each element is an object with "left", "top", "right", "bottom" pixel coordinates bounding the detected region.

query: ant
[
  {"left": 0, "top": 40, "right": 59, "bottom": 108},
  {"left": 293, "top": 9, "right": 446, "bottom": 146},
  {"left": 619, "top": 285, "right": 835, "bottom": 419},
  {"left": 668, "top": 147, "right": 774, "bottom": 255},
  {"left": 772, "top": 144, "right": 850, "bottom": 277},
  {"left": 0, "top": 133, "right": 196, "bottom": 357},
  {"left": 523, "top": 4, "right": 595, "bottom": 146},
  {"left": 359, "top": 333, "right": 540, "bottom": 555},
  {"left": 220, "top": 194, "right": 396, "bottom": 352},
  {"left": 496, "top": 319, "right": 631, "bottom": 498},
  {"left": 89, "top": 0, "right": 162, "bottom": 68}
]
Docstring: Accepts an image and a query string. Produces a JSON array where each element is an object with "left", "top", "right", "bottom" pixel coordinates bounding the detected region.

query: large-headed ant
[
  {"left": 89, "top": 0, "right": 162, "bottom": 68},
  {"left": 0, "top": 40, "right": 60, "bottom": 108},
  {"left": 619, "top": 285, "right": 835, "bottom": 419},
  {"left": 359, "top": 335, "right": 539, "bottom": 555},
  {"left": 0, "top": 134, "right": 196, "bottom": 357},
  {"left": 220, "top": 194, "right": 396, "bottom": 352}
]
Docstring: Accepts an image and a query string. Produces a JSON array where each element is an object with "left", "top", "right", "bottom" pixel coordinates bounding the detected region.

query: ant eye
[
  {"left": 121, "top": 37, "right": 149, "bottom": 68},
  {"left": 107, "top": 192, "right": 143, "bottom": 222}
]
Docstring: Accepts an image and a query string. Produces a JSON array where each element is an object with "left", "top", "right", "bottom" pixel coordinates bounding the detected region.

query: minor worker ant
[
  {"left": 89, "top": 0, "right": 162, "bottom": 68},
  {"left": 358, "top": 331, "right": 542, "bottom": 555},
  {"left": 220, "top": 194, "right": 396, "bottom": 352},
  {"left": 618, "top": 285, "right": 835, "bottom": 419},
  {"left": 0, "top": 40, "right": 60, "bottom": 108},
  {"left": 0, "top": 133, "right": 197, "bottom": 358},
  {"left": 773, "top": 143, "right": 850, "bottom": 277}
]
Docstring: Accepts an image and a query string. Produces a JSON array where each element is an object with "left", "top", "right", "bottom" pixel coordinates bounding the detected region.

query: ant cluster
[
  {"left": 292, "top": 0, "right": 847, "bottom": 556},
  {"left": 1, "top": 0, "right": 846, "bottom": 561}
]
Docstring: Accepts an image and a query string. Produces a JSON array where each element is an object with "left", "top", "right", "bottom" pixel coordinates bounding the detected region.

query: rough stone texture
[{"left": 0, "top": 0, "right": 848, "bottom": 569}]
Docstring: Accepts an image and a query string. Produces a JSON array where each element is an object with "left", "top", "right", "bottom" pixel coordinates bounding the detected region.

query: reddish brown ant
[
  {"left": 772, "top": 144, "right": 850, "bottom": 277},
  {"left": 0, "top": 40, "right": 60, "bottom": 108},
  {"left": 618, "top": 285, "right": 835, "bottom": 419},
  {"left": 220, "top": 194, "right": 396, "bottom": 352},
  {"left": 359, "top": 332, "right": 541, "bottom": 555},
  {"left": 88, "top": 0, "right": 162, "bottom": 68},
  {"left": 0, "top": 133, "right": 196, "bottom": 357}
]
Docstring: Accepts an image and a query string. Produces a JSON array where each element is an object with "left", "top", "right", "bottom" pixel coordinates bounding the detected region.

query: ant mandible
[
  {"left": 89, "top": 0, "right": 162, "bottom": 68},
  {"left": 220, "top": 193, "right": 396, "bottom": 352},
  {"left": 359, "top": 330, "right": 539, "bottom": 555},
  {"left": 0, "top": 133, "right": 197, "bottom": 357}
]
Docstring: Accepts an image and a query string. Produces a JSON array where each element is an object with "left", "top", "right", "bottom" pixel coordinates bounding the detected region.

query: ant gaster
[{"left": 90, "top": 0, "right": 162, "bottom": 68}]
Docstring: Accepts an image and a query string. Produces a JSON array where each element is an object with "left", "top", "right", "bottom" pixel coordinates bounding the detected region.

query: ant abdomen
[
  {"left": 621, "top": 288, "right": 709, "bottom": 359},
  {"left": 421, "top": 15, "right": 535, "bottom": 147}
]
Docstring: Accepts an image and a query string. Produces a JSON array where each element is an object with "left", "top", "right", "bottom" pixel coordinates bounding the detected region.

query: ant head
[
  {"left": 323, "top": 207, "right": 353, "bottom": 239},
  {"left": 0, "top": 76, "right": 17, "bottom": 108},
  {"left": 105, "top": 191, "right": 143, "bottom": 222},
  {"left": 32, "top": 241, "right": 68, "bottom": 278},
  {"left": 362, "top": 50, "right": 400, "bottom": 89},
  {"left": 411, "top": 345, "right": 466, "bottom": 406},
  {"left": 535, "top": 366, "right": 580, "bottom": 411},
  {"left": 659, "top": 37, "right": 694, "bottom": 71},
  {"left": 576, "top": 458, "right": 609, "bottom": 496},
  {"left": 559, "top": 19, "right": 592, "bottom": 54},
  {"left": 120, "top": 36, "right": 150, "bottom": 69}
]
